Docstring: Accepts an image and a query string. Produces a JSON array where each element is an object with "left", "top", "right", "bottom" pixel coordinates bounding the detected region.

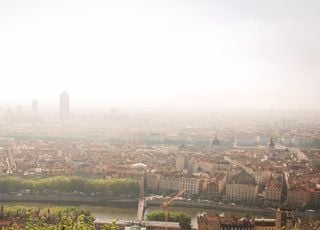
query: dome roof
[
  {"left": 179, "top": 144, "right": 187, "bottom": 150},
  {"left": 211, "top": 134, "right": 221, "bottom": 146}
]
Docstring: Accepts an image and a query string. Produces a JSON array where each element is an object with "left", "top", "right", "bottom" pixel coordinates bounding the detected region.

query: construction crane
[{"left": 161, "top": 189, "right": 187, "bottom": 230}]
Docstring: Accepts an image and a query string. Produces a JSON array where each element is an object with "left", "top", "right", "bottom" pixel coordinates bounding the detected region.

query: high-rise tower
[
  {"left": 32, "top": 100, "right": 38, "bottom": 116},
  {"left": 60, "top": 91, "right": 69, "bottom": 122}
]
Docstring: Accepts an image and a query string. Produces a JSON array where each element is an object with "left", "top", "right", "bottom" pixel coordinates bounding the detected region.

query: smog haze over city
[
  {"left": 1, "top": 0, "right": 320, "bottom": 110},
  {"left": 0, "top": 1, "right": 320, "bottom": 230}
]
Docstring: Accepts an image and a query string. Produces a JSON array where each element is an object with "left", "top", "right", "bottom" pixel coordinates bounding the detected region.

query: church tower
[{"left": 268, "top": 137, "right": 276, "bottom": 160}]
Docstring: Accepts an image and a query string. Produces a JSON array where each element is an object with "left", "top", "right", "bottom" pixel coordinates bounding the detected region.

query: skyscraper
[
  {"left": 32, "top": 99, "right": 38, "bottom": 116},
  {"left": 60, "top": 91, "right": 69, "bottom": 122}
]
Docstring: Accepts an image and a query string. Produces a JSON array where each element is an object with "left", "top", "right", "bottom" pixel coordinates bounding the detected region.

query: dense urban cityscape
[
  {"left": 1, "top": 0, "right": 320, "bottom": 229},
  {"left": 0, "top": 92, "right": 319, "bottom": 229}
]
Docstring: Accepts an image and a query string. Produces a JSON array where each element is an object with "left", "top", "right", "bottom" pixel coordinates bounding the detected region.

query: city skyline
[
  {"left": 0, "top": 1, "right": 319, "bottom": 229},
  {"left": 1, "top": 91, "right": 320, "bottom": 114}
]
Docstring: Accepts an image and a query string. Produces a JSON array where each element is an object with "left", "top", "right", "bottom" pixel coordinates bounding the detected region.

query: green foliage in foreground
[
  {"left": 101, "top": 220, "right": 119, "bottom": 230},
  {"left": 0, "top": 205, "right": 95, "bottom": 229},
  {"left": 147, "top": 211, "right": 192, "bottom": 230},
  {"left": 0, "top": 176, "right": 139, "bottom": 196}
]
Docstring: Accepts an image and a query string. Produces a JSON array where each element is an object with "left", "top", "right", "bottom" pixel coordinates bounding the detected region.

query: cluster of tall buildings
[{"left": 29, "top": 91, "right": 70, "bottom": 122}]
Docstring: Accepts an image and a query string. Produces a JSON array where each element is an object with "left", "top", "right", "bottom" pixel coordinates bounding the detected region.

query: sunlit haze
[
  {"left": 1, "top": 1, "right": 320, "bottom": 227},
  {"left": 1, "top": 0, "right": 319, "bottom": 110}
]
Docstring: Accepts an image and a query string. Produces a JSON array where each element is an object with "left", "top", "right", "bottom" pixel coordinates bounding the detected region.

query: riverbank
[
  {"left": 147, "top": 200, "right": 274, "bottom": 217},
  {"left": 0, "top": 194, "right": 271, "bottom": 215},
  {"left": 0, "top": 195, "right": 319, "bottom": 220},
  {"left": 147, "top": 200, "right": 320, "bottom": 219},
  {"left": 0, "top": 194, "right": 138, "bottom": 208},
  {"left": 1, "top": 200, "right": 319, "bottom": 229}
]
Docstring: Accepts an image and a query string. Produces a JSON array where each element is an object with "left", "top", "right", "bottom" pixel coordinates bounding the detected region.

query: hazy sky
[{"left": 0, "top": 0, "right": 319, "bottom": 109}]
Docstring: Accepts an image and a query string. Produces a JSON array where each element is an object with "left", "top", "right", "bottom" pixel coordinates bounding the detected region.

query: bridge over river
[
  {"left": 133, "top": 163, "right": 147, "bottom": 222},
  {"left": 137, "top": 176, "right": 146, "bottom": 221}
]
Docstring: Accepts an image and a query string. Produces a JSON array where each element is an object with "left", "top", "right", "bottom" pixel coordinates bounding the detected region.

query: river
[{"left": 0, "top": 202, "right": 277, "bottom": 228}]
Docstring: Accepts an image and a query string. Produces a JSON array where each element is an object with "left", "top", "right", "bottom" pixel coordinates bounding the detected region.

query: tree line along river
[{"left": 0, "top": 201, "right": 280, "bottom": 228}]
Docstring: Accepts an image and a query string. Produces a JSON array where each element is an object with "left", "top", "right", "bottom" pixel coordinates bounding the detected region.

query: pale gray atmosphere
[
  {"left": 1, "top": 2, "right": 320, "bottom": 228},
  {"left": 0, "top": 0, "right": 320, "bottom": 109}
]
